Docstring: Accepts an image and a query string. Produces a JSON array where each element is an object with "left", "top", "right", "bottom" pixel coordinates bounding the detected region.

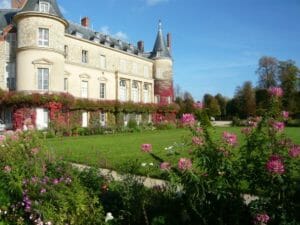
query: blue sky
[{"left": 2, "top": 0, "right": 299, "bottom": 100}]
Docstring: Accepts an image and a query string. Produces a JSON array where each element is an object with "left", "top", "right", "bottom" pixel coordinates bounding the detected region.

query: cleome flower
[
  {"left": 255, "top": 213, "right": 270, "bottom": 224},
  {"left": 289, "top": 145, "right": 300, "bottom": 158},
  {"left": 181, "top": 113, "right": 195, "bottom": 126},
  {"left": 141, "top": 144, "right": 152, "bottom": 153},
  {"left": 268, "top": 86, "right": 283, "bottom": 97},
  {"left": 178, "top": 158, "right": 192, "bottom": 171},
  {"left": 160, "top": 162, "right": 171, "bottom": 171},
  {"left": 271, "top": 121, "right": 285, "bottom": 133},
  {"left": 266, "top": 155, "right": 285, "bottom": 175},
  {"left": 222, "top": 132, "right": 238, "bottom": 146}
]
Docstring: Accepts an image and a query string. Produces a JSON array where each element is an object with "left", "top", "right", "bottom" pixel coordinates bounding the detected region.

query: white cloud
[
  {"left": 146, "top": 0, "right": 169, "bottom": 6},
  {"left": 100, "top": 26, "right": 128, "bottom": 41},
  {"left": 59, "top": 5, "right": 67, "bottom": 14},
  {"left": 0, "top": 0, "right": 11, "bottom": 9}
]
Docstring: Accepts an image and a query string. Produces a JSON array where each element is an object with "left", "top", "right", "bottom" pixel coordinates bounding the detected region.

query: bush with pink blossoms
[{"left": 180, "top": 113, "right": 195, "bottom": 126}]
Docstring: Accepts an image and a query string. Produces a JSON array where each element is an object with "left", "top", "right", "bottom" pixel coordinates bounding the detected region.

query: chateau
[{"left": 0, "top": 0, "right": 174, "bottom": 130}]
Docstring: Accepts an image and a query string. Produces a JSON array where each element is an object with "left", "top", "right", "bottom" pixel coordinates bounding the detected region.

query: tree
[
  {"left": 215, "top": 93, "right": 228, "bottom": 119},
  {"left": 203, "top": 94, "right": 221, "bottom": 118},
  {"left": 257, "top": 56, "right": 279, "bottom": 88},
  {"left": 278, "top": 60, "right": 299, "bottom": 112}
]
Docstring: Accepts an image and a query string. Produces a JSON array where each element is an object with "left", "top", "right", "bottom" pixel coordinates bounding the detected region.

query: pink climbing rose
[
  {"left": 141, "top": 144, "right": 152, "bottom": 153},
  {"left": 266, "top": 155, "right": 285, "bottom": 175},
  {"left": 255, "top": 213, "right": 270, "bottom": 224},
  {"left": 178, "top": 158, "right": 192, "bottom": 171}
]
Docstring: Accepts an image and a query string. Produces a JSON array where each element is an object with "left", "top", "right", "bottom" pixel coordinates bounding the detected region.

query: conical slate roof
[
  {"left": 19, "top": 0, "right": 65, "bottom": 19},
  {"left": 150, "top": 21, "right": 171, "bottom": 59}
]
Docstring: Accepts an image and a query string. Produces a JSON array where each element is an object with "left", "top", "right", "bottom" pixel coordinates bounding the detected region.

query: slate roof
[
  {"left": 0, "top": 9, "right": 19, "bottom": 31},
  {"left": 150, "top": 21, "right": 171, "bottom": 59},
  {"left": 19, "top": 0, "right": 65, "bottom": 20}
]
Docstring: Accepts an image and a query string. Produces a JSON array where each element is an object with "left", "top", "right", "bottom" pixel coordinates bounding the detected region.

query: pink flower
[
  {"left": 53, "top": 179, "right": 59, "bottom": 185},
  {"left": 141, "top": 144, "right": 152, "bottom": 153},
  {"left": 255, "top": 213, "right": 270, "bottom": 224},
  {"left": 241, "top": 127, "right": 252, "bottom": 135},
  {"left": 272, "top": 122, "right": 285, "bottom": 132},
  {"left": 222, "top": 132, "right": 238, "bottom": 146},
  {"left": 160, "top": 162, "right": 171, "bottom": 171},
  {"left": 266, "top": 155, "right": 285, "bottom": 174},
  {"left": 194, "top": 101, "right": 203, "bottom": 109},
  {"left": 40, "top": 188, "right": 47, "bottom": 194},
  {"left": 282, "top": 111, "right": 289, "bottom": 120},
  {"left": 195, "top": 127, "right": 203, "bottom": 133},
  {"left": 31, "top": 148, "right": 40, "bottom": 155},
  {"left": 289, "top": 145, "right": 300, "bottom": 158},
  {"left": 178, "top": 158, "right": 192, "bottom": 171},
  {"left": 268, "top": 87, "right": 283, "bottom": 97},
  {"left": 3, "top": 165, "right": 11, "bottom": 173},
  {"left": 181, "top": 114, "right": 195, "bottom": 126},
  {"left": 192, "top": 136, "right": 204, "bottom": 146}
]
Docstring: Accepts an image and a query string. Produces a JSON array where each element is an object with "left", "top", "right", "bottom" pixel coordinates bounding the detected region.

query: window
[
  {"left": 100, "top": 83, "right": 106, "bottom": 99},
  {"left": 100, "top": 55, "right": 106, "bottom": 69},
  {"left": 144, "top": 66, "right": 149, "bottom": 78},
  {"left": 100, "top": 112, "right": 106, "bottom": 126},
  {"left": 5, "top": 33, "right": 16, "bottom": 57},
  {"left": 143, "top": 84, "right": 149, "bottom": 103},
  {"left": 38, "top": 28, "right": 49, "bottom": 47},
  {"left": 82, "top": 112, "right": 88, "bottom": 127},
  {"left": 5, "top": 62, "right": 16, "bottom": 90},
  {"left": 64, "top": 78, "right": 68, "bottom": 91},
  {"left": 167, "top": 96, "right": 172, "bottom": 104},
  {"left": 39, "top": 1, "right": 50, "bottom": 13},
  {"left": 120, "top": 59, "right": 126, "bottom": 72},
  {"left": 81, "top": 81, "right": 88, "bottom": 98},
  {"left": 132, "top": 63, "right": 138, "bottom": 75},
  {"left": 36, "top": 108, "right": 49, "bottom": 130},
  {"left": 131, "top": 81, "right": 139, "bottom": 103},
  {"left": 37, "top": 68, "right": 49, "bottom": 90},
  {"left": 64, "top": 45, "right": 68, "bottom": 59},
  {"left": 119, "top": 80, "right": 127, "bottom": 101},
  {"left": 82, "top": 50, "right": 88, "bottom": 63}
]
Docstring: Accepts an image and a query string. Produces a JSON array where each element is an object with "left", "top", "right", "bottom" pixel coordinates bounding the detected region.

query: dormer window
[{"left": 39, "top": 1, "right": 50, "bottom": 13}]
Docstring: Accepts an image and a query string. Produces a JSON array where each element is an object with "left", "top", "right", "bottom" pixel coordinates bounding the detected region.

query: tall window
[
  {"left": 100, "top": 55, "right": 106, "bottom": 69},
  {"left": 143, "top": 84, "right": 149, "bottom": 103},
  {"left": 82, "top": 50, "right": 88, "bottom": 63},
  {"left": 38, "top": 28, "right": 49, "bottom": 47},
  {"left": 131, "top": 81, "right": 139, "bottom": 103},
  {"left": 5, "top": 62, "right": 16, "bottom": 90},
  {"left": 100, "top": 112, "right": 106, "bottom": 126},
  {"left": 64, "top": 78, "right": 68, "bottom": 92},
  {"left": 119, "top": 80, "right": 127, "bottom": 101},
  {"left": 36, "top": 108, "right": 49, "bottom": 130},
  {"left": 37, "top": 68, "right": 49, "bottom": 90},
  {"left": 39, "top": 1, "right": 50, "bottom": 13},
  {"left": 64, "top": 45, "right": 68, "bottom": 59},
  {"left": 81, "top": 81, "right": 88, "bottom": 98},
  {"left": 5, "top": 33, "right": 16, "bottom": 57},
  {"left": 82, "top": 112, "right": 88, "bottom": 127},
  {"left": 100, "top": 83, "right": 106, "bottom": 99}
]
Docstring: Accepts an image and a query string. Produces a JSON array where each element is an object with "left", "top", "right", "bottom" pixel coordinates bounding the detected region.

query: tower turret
[
  {"left": 151, "top": 20, "right": 173, "bottom": 104},
  {"left": 13, "top": 0, "right": 67, "bottom": 93}
]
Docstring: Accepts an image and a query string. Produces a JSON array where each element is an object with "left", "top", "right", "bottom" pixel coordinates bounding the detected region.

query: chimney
[
  {"left": 11, "top": 0, "right": 26, "bottom": 9},
  {"left": 167, "top": 33, "right": 171, "bottom": 50},
  {"left": 137, "top": 40, "right": 144, "bottom": 52},
  {"left": 81, "top": 17, "right": 90, "bottom": 28}
]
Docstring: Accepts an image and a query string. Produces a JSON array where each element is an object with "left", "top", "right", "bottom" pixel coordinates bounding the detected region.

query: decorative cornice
[
  {"left": 13, "top": 12, "right": 68, "bottom": 27},
  {"left": 17, "top": 46, "right": 64, "bottom": 56}
]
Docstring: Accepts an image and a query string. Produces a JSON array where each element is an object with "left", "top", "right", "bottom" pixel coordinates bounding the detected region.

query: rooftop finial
[{"left": 158, "top": 20, "right": 162, "bottom": 31}]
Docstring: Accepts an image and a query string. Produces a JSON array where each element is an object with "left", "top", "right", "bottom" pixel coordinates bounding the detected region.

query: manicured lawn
[{"left": 46, "top": 127, "right": 300, "bottom": 174}]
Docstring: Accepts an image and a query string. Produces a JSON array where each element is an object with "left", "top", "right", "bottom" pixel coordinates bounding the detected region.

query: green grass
[{"left": 46, "top": 127, "right": 300, "bottom": 173}]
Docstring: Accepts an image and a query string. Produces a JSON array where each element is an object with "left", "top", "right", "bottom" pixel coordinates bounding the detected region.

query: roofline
[
  {"left": 65, "top": 33, "right": 155, "bottom": 63},
  {"left": 13, "top": 11, "right": 68, "bottom": 27}
]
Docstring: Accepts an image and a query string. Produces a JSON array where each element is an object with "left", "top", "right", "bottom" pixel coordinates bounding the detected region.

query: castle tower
[
  {"left": 13, "top": 0, "right": 68, "bottom": 93},
  {"left": 151, "top": 20, "right": 173, "bottom": 104}
]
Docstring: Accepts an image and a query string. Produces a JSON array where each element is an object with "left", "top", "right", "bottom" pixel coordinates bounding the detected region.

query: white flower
[
  {"left": 105, "top": 212, "right": 114, "bottom": 222},
  {"left": 149, "top": 163, "right": 154, "bottom": 166},
  {"left": 141, "top": 163, "right": 147, "bottom": 167}
]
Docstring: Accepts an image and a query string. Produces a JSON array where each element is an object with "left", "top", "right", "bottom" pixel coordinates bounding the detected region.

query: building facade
[{"left": 0, "top": 0, "right": 174, "bottom": 129}]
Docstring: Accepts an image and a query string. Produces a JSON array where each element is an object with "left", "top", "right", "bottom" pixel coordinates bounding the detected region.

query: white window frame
[
  {"left": 100, "top": 112, "right": 106, "bottom": 127},
  {"left": 131, "top": 81, "right": 140, "bottom": 103},
  {"left": 37, "top": 68, "right": 49, "bottom": 90},
  {"left": 100, "top": 83, "right": 106, "bottom": 99},
  {"left": 38, "top": 28, "right": 49, "bottom": 47},
  {"left": 82, "top": 112, "right": 88, "bottom": 128},
  {"left": 143, "top": 84, "right": 149, "bottom": 103},
  {"left": 39, "top": 1, "right": 50, "bottom": 13},
  {"left": 119, "top": 79, "right": 127, "bottom": 101},
  {"left": 82, "top": 50, "right": 88, "bottom": 63},
  {"left": 36, "top": 108, "right": 49, "bottom": 130},
  {"left": 81, "top": 80, "right": 88, "bottom": 98}
]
